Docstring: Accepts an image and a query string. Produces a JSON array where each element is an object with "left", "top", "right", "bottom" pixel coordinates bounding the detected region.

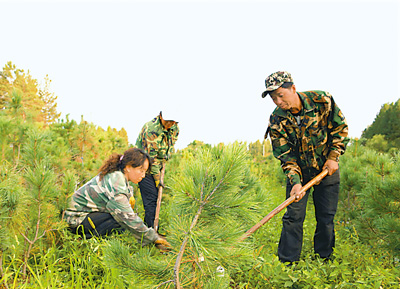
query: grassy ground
[
  {"left": 1, "top": 157, "right": 399, "bottom": 288},
  {"left": 239, "top": 177, "right": 400, "bottom": 288}
]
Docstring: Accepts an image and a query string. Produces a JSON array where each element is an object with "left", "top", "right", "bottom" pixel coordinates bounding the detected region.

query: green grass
[
  {"left": 233, "top": 179, "right": 400, "bottom": 288},
  {"left": 1, "top": 157, "right": 399, "bottom": 288}
]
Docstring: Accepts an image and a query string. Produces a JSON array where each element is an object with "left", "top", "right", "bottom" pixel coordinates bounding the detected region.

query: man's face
[{"left": 269, "top": 85, "right": 297, "bottom": 111}]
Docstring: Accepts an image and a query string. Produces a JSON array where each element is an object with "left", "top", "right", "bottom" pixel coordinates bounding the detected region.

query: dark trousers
[
  {"left": 278, "top": 170, "right": 340, "bottom": 263},
  {"left": 71, "top": 212, "right": 122, "bottom": 239},
  {"left": 138, "top": 174, "right": 158, "bottom": 228}
]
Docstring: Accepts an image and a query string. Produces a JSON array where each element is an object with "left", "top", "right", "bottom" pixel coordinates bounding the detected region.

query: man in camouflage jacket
[
  {"left": 135, "top": 112, "right": 179, "bottom": 228},
  {"left": 262, "top": 71, "right": 349, "bottom": 264}
]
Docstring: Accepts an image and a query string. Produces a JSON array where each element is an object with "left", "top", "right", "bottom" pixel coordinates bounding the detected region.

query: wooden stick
[
  {"left": 174, "top": 204, "right": 203, "bottom": 289},
  {"left": 154, "top": 163, "right": 166, "bottom": 232},
  {"left": 239, "top": 169, "right": 329, "bottom": 241}
]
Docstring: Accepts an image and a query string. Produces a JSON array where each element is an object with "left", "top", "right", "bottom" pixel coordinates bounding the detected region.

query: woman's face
[{"left": 126, "top": 158, "right": 149, "bottom": 184}]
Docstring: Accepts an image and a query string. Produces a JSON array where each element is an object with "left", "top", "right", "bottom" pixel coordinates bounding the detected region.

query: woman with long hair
[{"left": 64, "top": 147, "right": 169, "bottom": 249}]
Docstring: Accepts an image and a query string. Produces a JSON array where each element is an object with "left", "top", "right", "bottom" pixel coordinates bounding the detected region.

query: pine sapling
[
  {"left": 170, "top": 144, "right": 267, "bottom": 288},
  {"left": 18, "top": 129, "right": 65, "bottom": 277}
]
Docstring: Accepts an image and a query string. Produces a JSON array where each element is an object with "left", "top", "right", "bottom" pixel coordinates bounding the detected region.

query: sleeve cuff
[
  {"left": 328, "top": 150, "right": 340, "bottom": 162},
  {"left": 290, "top": 174, "right": 302, "bottom": 186},
  {"left": 153, "top": 173, "right": 160, "bottom": 182}
]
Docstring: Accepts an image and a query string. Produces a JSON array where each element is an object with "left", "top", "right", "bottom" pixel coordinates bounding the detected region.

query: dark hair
[
  {"left": 98, "top": 148, "right": 152, "bottom": 180},
  {"left": 264, "top": 82, "right": 294, "bottom": 97},
  {"left": 281, "top": 82, "right": 293, "bottom": 89}
]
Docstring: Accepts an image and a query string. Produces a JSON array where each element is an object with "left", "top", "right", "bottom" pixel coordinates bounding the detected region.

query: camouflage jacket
[
  {"left": 266, "top": 91, "right": 349, "bottom": 185},
  {"left": 135, "top": 115, "right": 179, "bottom": 179},
  {"left": 64, "top": 171, "right": 157, "bottom": 245}
]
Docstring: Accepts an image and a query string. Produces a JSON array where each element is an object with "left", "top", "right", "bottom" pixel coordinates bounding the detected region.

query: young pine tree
[
  {"left": 357, "top": 152, "right": 400, "bottom": 259},
  {"left": 104, "top": 143, "right": 270, "bottom": 288},
  {"left": 18, "top": 129, "right": 66, "bottom": 276},
  {"left": 340, "top": 145, "right": 400, "bottom": 260},
  {"left": 0, "top": 160, "right": 26, "bottom": 288}
]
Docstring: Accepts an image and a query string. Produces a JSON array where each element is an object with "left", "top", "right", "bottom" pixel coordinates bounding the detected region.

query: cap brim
[{"left": 261, "top": 90, "right": 269, "bottom": 98}]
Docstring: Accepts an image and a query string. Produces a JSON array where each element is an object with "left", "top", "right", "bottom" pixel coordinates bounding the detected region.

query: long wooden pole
[
  {"left": 239, "top": 169, "right": 329, "bottom": 241},
  {"left": 153, "top": 163, "right": 166, "bottom": 232}
]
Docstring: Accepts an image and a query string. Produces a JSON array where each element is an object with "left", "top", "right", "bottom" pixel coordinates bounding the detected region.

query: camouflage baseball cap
[{"left": 261, "top": 71, "right": 293, "bottom": 98}]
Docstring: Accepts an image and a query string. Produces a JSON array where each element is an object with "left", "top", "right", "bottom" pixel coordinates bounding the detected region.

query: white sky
[{"left": 1, "top": 0, "right": 399, "bottom": 149}]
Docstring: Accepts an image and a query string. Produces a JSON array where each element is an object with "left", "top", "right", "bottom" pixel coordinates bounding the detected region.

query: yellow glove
[
  {"left": 154, "top": 237, "right": 171, "bottom": 252},
  {"left": 155, "top": 180, "right": 160, "bottom": 188},
  {"left": 129, "top": 196, "right": 136, "bottom": 209}
]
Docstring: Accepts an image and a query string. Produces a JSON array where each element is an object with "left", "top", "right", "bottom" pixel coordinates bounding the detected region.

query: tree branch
[{"left": 154, "top": 279, "right": 174, "bottom": 289}]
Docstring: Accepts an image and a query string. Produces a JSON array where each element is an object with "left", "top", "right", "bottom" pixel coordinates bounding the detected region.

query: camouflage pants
[{"left": 278, "top": 170, "right": 340, "bottom": 263}]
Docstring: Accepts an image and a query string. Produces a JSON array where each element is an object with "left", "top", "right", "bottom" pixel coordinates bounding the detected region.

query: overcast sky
[{"left": 1, "top": 0, "right": 399, "bottom": 149}]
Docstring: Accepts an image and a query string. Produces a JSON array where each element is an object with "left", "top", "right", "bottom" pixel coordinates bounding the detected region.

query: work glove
[
  {"left": 155, "top": 180, "right": 165, "bottom": 189},
  {"left": 129, "top": 196, "right": 136, "bottom": 210},
  {"left": 154, "top": 236, "right": 171, "bottom": 252}
]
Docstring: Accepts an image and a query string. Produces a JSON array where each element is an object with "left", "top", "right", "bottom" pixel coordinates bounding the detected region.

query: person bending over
[
  {"left": 262, "top": 71, "right": 349, "bottom": 264},
  {"left": 64, "top": 147, "right": 169, "bottom": 249}
]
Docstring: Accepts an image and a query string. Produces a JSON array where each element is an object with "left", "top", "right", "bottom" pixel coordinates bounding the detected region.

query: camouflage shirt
[
  {"left": 135, "top": 115, "right": 179, "bottom": 179},
  {"left": 64, "top": 171, "right": 157, "bottom": 245},
  {"left": 266, "top": 91, "right": 349, "bottom": 185}
]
